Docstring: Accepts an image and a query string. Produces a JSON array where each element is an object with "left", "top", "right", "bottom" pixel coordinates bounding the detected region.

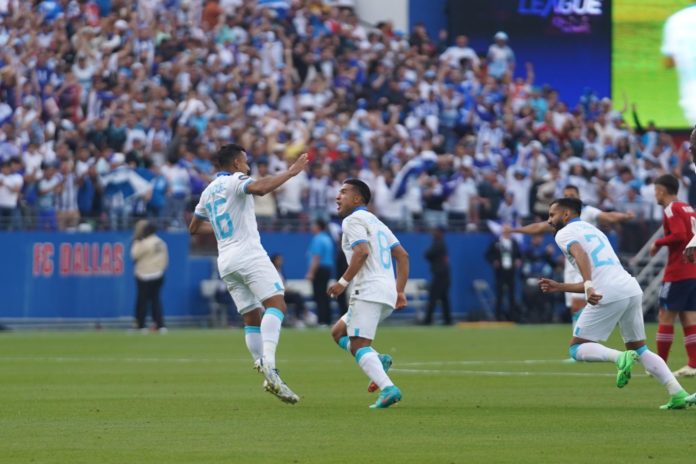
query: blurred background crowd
[{"left": 0, "top": 0, "right": 693, "bottom": 248}]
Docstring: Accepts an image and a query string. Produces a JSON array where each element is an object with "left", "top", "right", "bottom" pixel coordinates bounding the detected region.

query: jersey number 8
[{"left": 377, "top": 230, "right": 392, "bottom": 269}]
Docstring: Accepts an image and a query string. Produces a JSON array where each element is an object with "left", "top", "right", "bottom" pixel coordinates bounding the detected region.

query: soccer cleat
[
  {"left": 562, "top": 357, "right": 577, "bottom": 364},
  {"left": 659, "top": 390, "right": 688, "bottom": 410},
  {"left": 368, "top": 354, "right": 393, "bottom": 393},
  {"left": 685, "top": 392, "right": 696, "bottom": 406},
  {"left": 369, "top": 385, "right": 402, "bottom": 409},
  {"left": 672, "top": 365, "right": 696, "bottom": 378},
  {"left": 253, "top": 359, "right": 263, "bottom": 373},
  {"left": 615, "top": 350, "right": 638, "bottom": 388},
  {"left": 261, "top": 364, "right": 300, "bottom": 404}
]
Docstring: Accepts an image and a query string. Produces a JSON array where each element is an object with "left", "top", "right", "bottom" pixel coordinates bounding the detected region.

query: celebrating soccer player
[
  {"left": 327, "top": 179, "right": 410, "bottom": 409},
  {"left": 189, "top": 144, "right": 308, "bottom": 404},
  {"left": 539, "top": 197, "right": 691, "bottom": 409}
]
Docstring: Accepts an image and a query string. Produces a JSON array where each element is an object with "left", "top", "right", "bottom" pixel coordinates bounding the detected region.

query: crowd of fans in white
[{"left": 0, "top": 0, "right": 693, "bottom": 234}]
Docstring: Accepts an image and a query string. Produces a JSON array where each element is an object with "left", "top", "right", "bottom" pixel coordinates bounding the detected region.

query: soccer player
[
  {"left": 650, "top": 174, "right": 696, "bottom": 377},
  {"left": 539, "top": 198, "right": 690, "bottom": 409},
  {"left": 327, "top": 179, "right": 410, "bottom": 409},
  {"left": 189, "top": 144, "right": 309, "bottom": 404},
  {"left": 513, "top": 185, "right": 634, "bottom": 326}
]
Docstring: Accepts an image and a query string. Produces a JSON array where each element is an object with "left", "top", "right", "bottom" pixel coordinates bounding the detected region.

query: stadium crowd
[{"left": 0, "top": 0, "right": 694, "bottom": 237}]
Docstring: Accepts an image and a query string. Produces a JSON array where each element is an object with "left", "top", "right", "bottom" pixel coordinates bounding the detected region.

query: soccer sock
[
  {"left": 683, "top": 325, "right": 696, "bottom": 368},
  {"left": 637, "top": 346, "right": 684, "bottom": 395},
  {"left": 355, "top": 347, "right": 394, "bottom": 390},
  {"left": 572, "top": 343, "right": 621, "bottom": 362},
  {"left": 261, "top": 307, "right": 284, "bottom": 370},
  {"left": 656, "top": 324, "right": 674, "bottom": 362},
  {"left": 244, "top": 326, "right": 263, "bottom": 362},
  {"left": 338, "top": 336, "right": 351, "bottom": 353}
]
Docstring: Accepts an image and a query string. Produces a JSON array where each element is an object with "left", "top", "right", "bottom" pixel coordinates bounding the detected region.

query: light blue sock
[{"left": 338, "top": 336, "right": 351, "bottom": 353}]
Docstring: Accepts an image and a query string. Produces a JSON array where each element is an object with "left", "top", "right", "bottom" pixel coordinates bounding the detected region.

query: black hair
[
  {"left": 314, "top": 219, "right": 327, "bottom": 231},
  {"left": 344, "top": 178, "right": 372, "bottom": 205},
  {"left": 654, "top": 174, "right": 679, "bottom": 195},
  {"left": 550, "top": 197, "right": 582, "bottom": 217},
  {"left": 215, "top": 143, "right": 246, "bottom": 169},
  {"left": 563, "top": 184, "right": 579, "bottom": 194},
  {"left": 142, "top": 221, "right": 157, "bottom": 238}
]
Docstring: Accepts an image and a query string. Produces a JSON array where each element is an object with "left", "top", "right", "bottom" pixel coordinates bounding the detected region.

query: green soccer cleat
[
  {"left": 368, "top": 354, "right": 393, "bottom": 393},
  {"left": 616, "top": 350, "right": 638, "bottom": 388},
  {"left": 659, "top": 390, "right": 688, "bottom": 410},
  {"left": 369, "top": 385, "right": 402, "bottom": 409}
]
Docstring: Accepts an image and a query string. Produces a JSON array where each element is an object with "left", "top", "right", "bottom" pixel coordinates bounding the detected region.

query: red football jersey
[{"left": 656, "top": 201, "right": 696, "bottom": 282}]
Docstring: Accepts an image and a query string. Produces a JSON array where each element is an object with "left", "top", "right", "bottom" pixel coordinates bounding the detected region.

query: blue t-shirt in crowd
[{"left": 308, "top": 232, "right": 335, "bottom": 268}]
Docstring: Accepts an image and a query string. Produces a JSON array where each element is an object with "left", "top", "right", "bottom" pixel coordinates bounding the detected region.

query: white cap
[
  {"left": 111, "top": 153, "right": 126, "bottom": 165},
  {"left": 115, "top": 19, "right": 129, "bottom": 30},
  {"left": 494, "top": 31, "right": 508, "bottom": 41}
]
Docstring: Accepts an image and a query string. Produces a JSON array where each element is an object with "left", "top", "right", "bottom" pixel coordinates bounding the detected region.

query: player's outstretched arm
[
  {"left": 327, "top": 242, "right": 369, "bottom": 299},
  {"left": 245, "top": 153, "right": 309, "bottom": 196},
  {"left": 597, "top": 211, "right": 634, "bottom": 224},
  {"left": 189, "top": 216, "right": 214, "bottom": 235},
  {"left": 391, "top": 245, "right": 410, "bottom": 309},
  {"left": 511, "top": 221, "right": 552, "bottom": 235}
]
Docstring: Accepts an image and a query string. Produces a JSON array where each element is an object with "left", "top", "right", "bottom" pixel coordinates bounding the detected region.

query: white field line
[
  {"left": 392, "top": 368, "right": 618, "bottom": 378},
  {"left": 0, "top": 356, "right": 633, "bottom": 378}
]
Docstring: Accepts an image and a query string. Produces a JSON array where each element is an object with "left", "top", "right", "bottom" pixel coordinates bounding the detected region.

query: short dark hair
[
  {"left": 314, "top": 219, "right": 327, "bottom": 231},
  {"left": 690, "top": 125, "right": 696, "bottom": 162},
  {"left": 550, "top": 197, "right": 582, "bottom": 216},
  {"left": 215, "top": 143, "right": 245, "bottom": 169},
  {"left": 563, "top": 184, "right": 579, "bottom": 194},
  {"left": 344, "top": 178, "right": 372, "bottom": 205},
  {"left": 655, "top": 174, "right": 679, "bottom": 195}
]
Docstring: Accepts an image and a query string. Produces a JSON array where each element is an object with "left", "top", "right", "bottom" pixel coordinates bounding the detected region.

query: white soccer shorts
[
  {"left": 221, "top": 256, "right": 284, "bottom": 314},
  {"left": 340, "top": 298, "right": 393, "bottom": 341},
  {"left": 573, "top": 294, "right": 646, "bottom": 343}
]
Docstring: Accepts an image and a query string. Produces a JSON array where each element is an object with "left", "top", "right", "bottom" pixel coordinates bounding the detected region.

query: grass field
[
  {"left": 1, "top": 325, "right": 695, "bottom": 464},
  {"left": 612, "top": 0, "right": 693, "bottom": 129}
]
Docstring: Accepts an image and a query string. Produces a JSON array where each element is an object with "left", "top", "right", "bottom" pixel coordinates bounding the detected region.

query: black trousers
[
  {"left": 494, "top": 270, "right": 518, "bottom": 322},
  {"left": 425, "top": 275, "right": 452, "bottom": 325},
  {"left": 313, "top": 266, "right": 332, "bottom": 324},
  {"left": 135, "top": 276, "right": 165, "bottom": 329}
]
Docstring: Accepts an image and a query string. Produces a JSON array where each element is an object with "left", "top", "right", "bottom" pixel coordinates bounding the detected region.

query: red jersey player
[{"left": 650, "top": 174, "right": 696, "bottom": 377}]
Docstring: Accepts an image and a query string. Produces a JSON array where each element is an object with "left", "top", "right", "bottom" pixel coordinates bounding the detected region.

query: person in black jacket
[
  {"left": 485, "top": 224, "right": 522, "bottom": 322},
  {"left": 423, "top": 227, "right": 452, "bottom": 325}
]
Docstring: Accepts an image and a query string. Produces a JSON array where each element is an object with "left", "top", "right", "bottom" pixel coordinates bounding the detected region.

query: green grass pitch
[
  {"left": 1, "top": 325, "right": 695, "bottom": 463},
  {"left": 612, "top": 0, "right": 693, "bottom": 129}
]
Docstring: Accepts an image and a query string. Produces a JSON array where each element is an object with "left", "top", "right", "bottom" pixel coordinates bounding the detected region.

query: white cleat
[
  {"left": 672, "top": 365, "right": 696, "bottom": 377},
  {"left": 253, "top": 359, "right": 263, "bottom": 373},
  {"left": 685, "top": 392, "right": 696, "bottom": 406},
  {"left": 261, "top": 364, "right": 300, "bottom": 404}
]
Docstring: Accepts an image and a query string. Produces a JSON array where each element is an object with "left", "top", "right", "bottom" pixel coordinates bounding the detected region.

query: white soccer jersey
[
  {"left": 564, "top": 205, "right": 603, "bottom": 303},
  {"left": 341, "top": 207, "right": 400, "bottom": 307},
  {"left": 194, "top": 172, "right": 266, "bottom": 276},
  {"left": 555, "top": 219, "right": 642, "bottom": 304},
  {"left": 662, "top": 5, "right": 696, "bottom": 124}
]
